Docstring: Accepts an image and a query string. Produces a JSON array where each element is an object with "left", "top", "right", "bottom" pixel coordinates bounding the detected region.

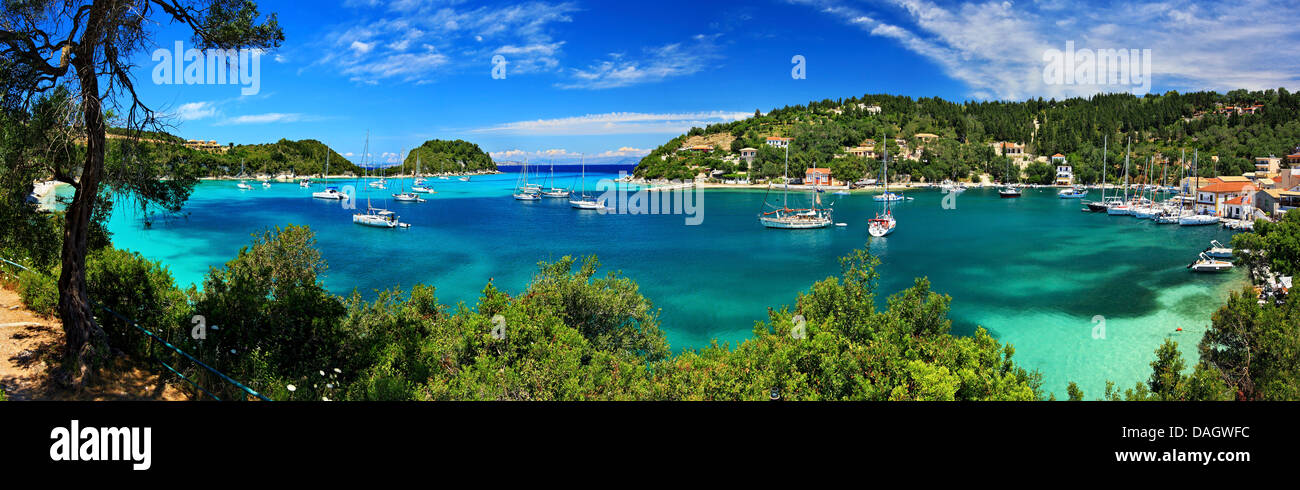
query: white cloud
[
  {"left": 215, "top": 113, "right": 326, "bottom": 126},
  {"left": 171, "top": 101, "right": 218, "bottom": 121},
  {"left": 558, "top": 34, "right": 724, "bottom": 90},
  {"left": 489, "top": 147, "right": 651, "bottom": 162},
  {"left": 790, "top": 0, "right": 1300, "bottom": 99},
  {"left": 472, "top": 111, "right": 753, "bottom": 136},
  {"left": 321, "top": 1, "right": 579, "bottom": 84}
]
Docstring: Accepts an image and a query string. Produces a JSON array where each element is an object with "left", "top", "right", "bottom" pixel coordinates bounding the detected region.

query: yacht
[
  {"left": 1188, "top": 253, "right": 1233, "bottom": 273},
  {"left": 312, "top": 186, "right": 348, "bottom": 200},
  {"left": 1204, "top": 240, "right": 1235, "bottom": 260}
]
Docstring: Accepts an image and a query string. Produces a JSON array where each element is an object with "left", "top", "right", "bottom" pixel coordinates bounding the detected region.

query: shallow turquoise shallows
[{"left": 101, "top": 166, "right": 1244, "bottom": 398}]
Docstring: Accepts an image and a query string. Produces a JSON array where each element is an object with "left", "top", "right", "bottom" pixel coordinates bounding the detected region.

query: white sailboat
[
  {"left": 514, "top": 157, "right": 541, "bottom": 201},
  {"left": 1107, "top": 139, "right": 1133, "bottom": 215},
  {"left": 569, "top": 154, "right": 601, "bottom": 209},
  {"left": 353, "top": 132, "right": 407, "bottom": 228},
  {"left": 1180, "top": 150, "right": 1217, "bottom": 226},
  {"left": 411, "top": 154, "right": 435, "bottom": 194},
  {"left": 998, "top": 154, "right": 1021, "bottom": 198},
  {"left": 868, "top": 132, "right": 897, "bottom": 237},
  {"left": 392, "top": 150, "right": 425, "bottom": 202},
  {"left": 236, "top": 160, "right": 253, "bottom": 189},
  {"left": 874, "top": 142, "right": 905, "bottom": 202},
  {"left": 1084, "top": 136, "right": 1110, "bottom": 212},
  {"left": 760, "top": 144, "right": 832, "bottom": 229},
  {"left": 541, "top": 159, "right": 571, "bottom": 198}
]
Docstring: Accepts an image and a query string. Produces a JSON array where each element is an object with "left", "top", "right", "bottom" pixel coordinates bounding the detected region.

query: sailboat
[
  {"left": 1154, "top": 149, "right": 1183, "bottom": 224},
  {"left": 311, "top": 151, "right": 347, "bottom": 200},
  {"left": 569, "top": 154, "right": 601, "bottom": 209},
  {"left": 1084, "top": 136, "right": 1110, "bottom": 212},
  {"left": 1180, "top": 149, "right": 1218, "bottom": 226},
  {"left": 392, "top": 150, "right": 425, "bottom": 202},
  {"left": 411, "top": 154, "right": 435, "bottom": 194},
  {"left": 458, "top": 161, "right": 471, "bottom": 182},
  {"left": 353, "top": 132, "right": 407, "bottom": 228},
  {"left": 541, "top": 159, "right": 571, "bottom": 198},
  {"left": 998, "top": 155, "right": 1021, "bottom": 198},
  {"left": 760, "top": 144, "right": 833, "bottom": 229},
  {"left": 868, "top": 133, "right": 897, "bottom": 237},
  {"left": 1107, "top": 139, "right": 1133, "bottom": 215},
  {"left": 236, "top": 160, "right": 253, "bottom": 189},
  {"left": 513, "top": 157, "right": 541, "bottom": 201},
  {"left": 873, "top": 141, "right": 905, "bottom": 202}
]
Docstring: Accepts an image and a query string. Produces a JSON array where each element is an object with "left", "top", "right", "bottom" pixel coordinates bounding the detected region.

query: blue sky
[{"left": 129, "top": 0, "right": 1300, "bottom": 165}]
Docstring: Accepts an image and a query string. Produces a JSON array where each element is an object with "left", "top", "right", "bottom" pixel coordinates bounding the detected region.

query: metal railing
[{"left": 0, "top": 256, "right": 270, "bottom": 401}]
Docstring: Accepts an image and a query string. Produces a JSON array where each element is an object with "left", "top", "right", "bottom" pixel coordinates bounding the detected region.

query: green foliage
[
  {"left": 1118, "top": 340, "right": 1232, "bottom": 401},
  {"left": 84, "top": 248, "right": 190, "bottom": 359},
  {"left": 17, "top": 268, "right": 58, "bottom": 317},
  {"left": 636, "top": 89, "right": 1300, "bottom": 184},
  {"left": 221, "top": 138, "right": 358, "bottom": 177},
  {"left": 186, "top": 225, "right": 348, "bottom": 400},
  {"left": 1198, "top": 288, "right": 1300, "bottom": 400},
  {"left": 1023, "top": 161, "right": 1054, "bottom": 185},
  {"left": 1232, "top": 211, "right": 1300, "bottom": 276},
  {"left": 399, "top": 139, "right": 496, "bottom": 175}
]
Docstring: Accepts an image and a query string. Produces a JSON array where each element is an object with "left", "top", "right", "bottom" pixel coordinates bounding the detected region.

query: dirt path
[{"left": 0, "top": 286, "right": 191, "bottom": 401}]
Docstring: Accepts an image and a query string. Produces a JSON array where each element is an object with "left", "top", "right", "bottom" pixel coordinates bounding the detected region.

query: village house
[
  {"left": 1256, "top": 188, "right": 1300, "bottom": 218},
  {"left": 184, "top": 139, "right": 229, "bottom": 154},
  {"left": 765, "top": 137, "right": 792, "bottom": 149},
  {"left": 805, "top": 167, "right": 833, "bottom": 186},
  {"left": 739, "top": 147, "right": 758, "bottom": 165},
  {"left": 1255, "top": 156, "right": 1282, "bottom": 175},
  {"left": 1195, "top": 178, "right": 1255, "bottom": 216},
  {"left": 1051, "top": 154, "right": 1073, "bottom": 186},
  {"left": 1288, "top": 152, "right": 1300, "bottom": 167}
]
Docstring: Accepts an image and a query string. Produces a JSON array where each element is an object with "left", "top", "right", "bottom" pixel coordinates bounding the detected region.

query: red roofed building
[
  {"left": 805, "top": 167, "right": 833, "bottom": 186},
  {"left": 1196, "top": 180, "right": 1255, "bottom": 216}
]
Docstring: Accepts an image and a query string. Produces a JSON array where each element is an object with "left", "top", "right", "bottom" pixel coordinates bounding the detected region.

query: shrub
[
  {"left": 85, "top": 248, "right": 191, "bottom": 358},
  {"left": 17, "top": 268, "right": 58, "bottom": 317}
]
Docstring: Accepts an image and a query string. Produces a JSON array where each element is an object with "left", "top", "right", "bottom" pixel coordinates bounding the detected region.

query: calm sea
[{"left": 99, "top": 164, "right": 1244, "bottom": 397}]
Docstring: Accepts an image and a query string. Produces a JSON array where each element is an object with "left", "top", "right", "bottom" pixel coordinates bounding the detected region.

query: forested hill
[
  {"left": 398, "top": 139, "right": 496, "bottom": 174},
  {"left": 228, "top": 139, "right": 358, "bottom": 176},
  {"left": 634, "top": 89, "right": 1300, "bottom": 184},
  {"left": 101, "top": 132, "right": 361, "bottom": 177}
]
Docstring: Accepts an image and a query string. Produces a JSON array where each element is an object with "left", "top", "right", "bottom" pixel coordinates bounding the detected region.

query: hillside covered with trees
[
  {"left": 636, "top": 89, "right": 1300, "bottom": 185},
  {"left": 394, "top": 139, "right": 496, "bottom": 175}
]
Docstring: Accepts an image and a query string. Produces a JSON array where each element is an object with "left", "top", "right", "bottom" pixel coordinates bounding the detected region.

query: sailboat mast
[
  {"left": 783, "top": 143, "right": 789, "bottom": 210},
  {"left": 1101, "top": 135, "right": 1108, "bottom": 200}
]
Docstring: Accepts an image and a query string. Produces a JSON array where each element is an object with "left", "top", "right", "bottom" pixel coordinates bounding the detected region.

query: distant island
[{"left": 389, "top": 139, "right": 497, "bottom": 176}]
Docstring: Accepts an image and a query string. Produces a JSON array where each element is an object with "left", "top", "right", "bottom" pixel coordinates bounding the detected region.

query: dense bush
[
  {"left": 17, "top": 268, "right": 58, "bottom": 317},
  {"left": 84, "top": 248, "right": 191, "bottom": 358}
]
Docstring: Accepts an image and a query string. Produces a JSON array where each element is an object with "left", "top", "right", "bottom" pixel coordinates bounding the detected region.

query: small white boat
[
  {"left": 1179, "top": 214, "right": 1218, "bottom": 226},
  {"left": 542, "top": 189, "right": 571, "bottom": 198},
  {"left": 392, "top": 192, "right": 424, "bottom": 202},
  {"left": 1058, "top": 187, "right": 1087, "bottom": 199},
  {"left": 570, "top": 198, "right": 601, "bottom": 209},
  {"left": 411, "top": 186, "right": 435, "bottom": 194},
  {"left": 1204, "top": 240, "right": 1234, "bottom": 260},
  {"left": 459, "top": 176, "right": 470, "bottom": 182},
  {"left": 998, "top": 186, "right": 1022, "bottom": 198},
  {"left": 312, "top": 186, "right": 348, "bottom": 200},
  {"left": 237, "top": 180, "right": 253, "bottom": 190},
  {"left": 873, "top": 192, "right": 904, "bottom": 202},
  {"left": 299, "top": 179, "right": 311, "bottom": 188},
  {"left": 261, "top": 181, "right": 272, "bottom": 188},
  {"left": 1188, "top": 253, "right": 1233, "bottom": 273}
]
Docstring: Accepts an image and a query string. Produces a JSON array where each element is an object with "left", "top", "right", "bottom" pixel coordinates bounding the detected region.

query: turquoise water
[{"left": 100, "top": 166, "right": 1244, "bottom": 398}]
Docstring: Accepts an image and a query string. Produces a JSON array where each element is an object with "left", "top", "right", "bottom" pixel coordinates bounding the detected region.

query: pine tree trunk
[{"left": 57, "top": 18, "right": 109, "bottom": 385}]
